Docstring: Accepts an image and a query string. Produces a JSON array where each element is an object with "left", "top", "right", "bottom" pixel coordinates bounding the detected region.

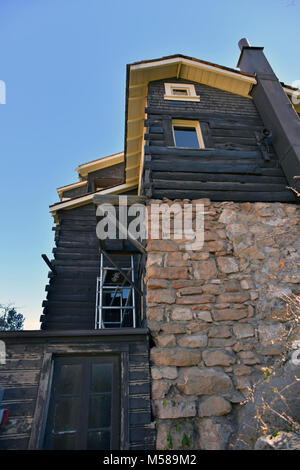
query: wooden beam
[
  {"left": 93, "top": 194, "right": 147, "bottom": 206},
  {"left": 41, "top": 254, "right": 57, "bottom": 274}
]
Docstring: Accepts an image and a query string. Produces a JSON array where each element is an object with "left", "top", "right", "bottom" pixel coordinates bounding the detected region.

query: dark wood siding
[
  {"left": 42, "top": 202, "right": 144, "bottom": 330},
  {"left": 41, "top": 204, "right": 100, "bottom": 330},
  {"left": 141, "top": 79, "right": 297, "bottom": 203},
  {"left": 0, "top": 331, "right": 155, "bottom": 450},
  {"left": 62, "top": 183, "right": 88, "bottom": 199}
]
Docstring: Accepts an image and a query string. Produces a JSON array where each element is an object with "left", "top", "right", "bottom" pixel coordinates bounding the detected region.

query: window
[
  {"left": 172, "top": 88, "right": 188, "bottom": 96},
  {"left": 172, "top": 119, "right": 205, "bottom": 149},
  {"left": 164, "top": 83, "right": 200, "bottom": 101},
  {"left": 43, "top": 356, "right": 120, "bottom": 450}
]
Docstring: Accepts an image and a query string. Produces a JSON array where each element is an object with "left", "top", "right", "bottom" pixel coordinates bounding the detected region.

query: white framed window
[
  {"left": 164, "top": 83, "right": 200, "bottom": 101},
  {"left": 172, "top": 119, "right": 205, "bottom": 149}
]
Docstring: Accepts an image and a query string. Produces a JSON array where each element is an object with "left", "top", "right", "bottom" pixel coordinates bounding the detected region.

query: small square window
[
  {"left": 172, "top": 119, "right": 205, "bottom": 149},
  {"left": 172, "top": 88, "right": 189, "bottom": 96},
  {"left": 164, "top": 83, "right": 200, "bottom": 101}
]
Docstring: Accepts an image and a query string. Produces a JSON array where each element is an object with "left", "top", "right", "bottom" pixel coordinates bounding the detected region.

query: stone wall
[{"left": 145, "top": 198, "right": 300, "bottom": 450}]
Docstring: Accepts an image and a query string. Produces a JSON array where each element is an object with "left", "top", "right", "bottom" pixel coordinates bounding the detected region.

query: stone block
[
  {"left": 198, "top": 396, "right": 232, "bottom": 417},
  {"left": 177, "top": 334, "right": 208, "bottom": 348},
  {"left": 177, "top": 367, "right": 232, "bottom": 395},
  {"left": 151, "top": 348, "right": 201, "bottom": 367},
  {"left": 202, "top": 349, "right": 236, "bottom": 367}
]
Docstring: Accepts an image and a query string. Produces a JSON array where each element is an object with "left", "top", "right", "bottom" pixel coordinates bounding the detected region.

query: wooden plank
[
  {"left": 46, "top": 284, "right": 95, "bottom": 294},
  {"left": 149, "top": 126, "right": 164, "bottom": 133},
  {"left": 209, "top": 120, "right": 263, "bottom": 130},
  {"left": 152, "top": 171, "right": 287, "bottom": 184},
  {"left": 41, "top": 254, "right": 56, "bottom": 274},
  {"left": 146, "top": 107, "right": 263, "bottom": 124},
  {"left": 43, "top": 299, "right": 95, "bottom": 309},
  {"left": 210, "top": 128, "right": 256, "bottom": 137},
  {"left": 120, "top": 352, "right": 129, "bottom": 450},
  {"left": 1, "top": 401, "right": 36, "bottom": 417},
  {"left": 212, "top": 136, "right": 257, "bottom": 146},
  {"left": 144, "top": 133, "right": 164, "bottom": 140},
  {"left": 54, "top": 252, "right": 100, "bottom": 261},
  {"left": 1, "top": 386, "right": 37, "bottom": 401},
  {"left": 147, "top": 160, "right": 283, "bottom": 175},
  {"left": 48, "top": 269, "right": 98, "bottom": 278},
  {"left": 152, "top": 179, "right": 288, "bottom": 192},
  {"left": 0, "top": 370, "right": 40, "bottom": 387},
  {"left": 52, "top": 259, "right": 99, "bottom": 267},
  {"left": 152, "top": 189, "right": 296, "bottom": 202},
  {"left": 53, "top": 246, "right": 99, "bottom": 255},
  {"left": 0, "top": 436, "right": 29, "bottom": 450},
  {"left": 55, "top": 240, "right": 99, "bottom": 249},
  {"left": 148, "top": 145, "right": 262, "bottom": 158},
  {"left": 40, "top": 314, "right": 94, "bottom": 323},
  {"left": 200, "top": 122, "right": 214, "bottom": 148},
  {"left": 0, "top": 417, "right": 33, "bottom": 436},
  {"left": 28, "top": 352, "right": 53, "bottom": 449},
  {"left": 93, "top": 194, "right": 147, "bottom": 205},
  {"left": 40, "top": 322, "right": 93, "bottom": 330},
  {"left": 149, "top": 140, "right": 165, "bottom": 146},
  {"left": 0, "top": 358, "right": 42, "bottom": 370},
  {"left": 93, "top": 177, "right": 123, "bottom": 187},
  {"left": 60, "top": 219, "right": 97, "bottom": 226},
  {"left": 46, "top": 293, "right": 95, "bottom": 303},
  {"left": 151, "top": 155, "right": 266, "bottom": 165}
]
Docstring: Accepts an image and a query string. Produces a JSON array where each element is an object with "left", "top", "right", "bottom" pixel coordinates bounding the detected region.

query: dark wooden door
[{"left": 43, "top": 355, "right": 120, "bottom": 450}]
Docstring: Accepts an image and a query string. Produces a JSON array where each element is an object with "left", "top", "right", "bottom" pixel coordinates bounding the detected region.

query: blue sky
[{"left": 0, "top": 0, "right": 299, "bottom": 329}]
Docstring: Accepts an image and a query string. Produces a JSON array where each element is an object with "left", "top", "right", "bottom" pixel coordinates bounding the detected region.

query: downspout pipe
[{"left": 237, "top": 38, "right": 300, "bottom": 193}]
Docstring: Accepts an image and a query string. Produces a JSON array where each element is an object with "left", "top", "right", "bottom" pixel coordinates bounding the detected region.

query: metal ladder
[{"left": 95, "top": 253, "right": 136, "bottom": 329}]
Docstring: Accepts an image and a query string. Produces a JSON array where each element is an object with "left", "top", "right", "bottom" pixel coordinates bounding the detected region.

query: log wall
[{"left": 141, "top": 79, "right": 297, "bottom": 203}]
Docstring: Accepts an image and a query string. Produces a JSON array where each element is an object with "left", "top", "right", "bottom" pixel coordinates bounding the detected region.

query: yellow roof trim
[
  {"left": 76, "top": 152, "right": 124, "bottom": 178},
  {"left": 130, "top": 57, "right": 257, "bottom": 83},
  {"left": 50, "top": 181, "right": 138, "bottom": 217},
  {"left": 283, "top": 86, "right": 300, "bottom": 113},
  {"left": 57, "top": 180, "right": 87, "bottom": 199}
]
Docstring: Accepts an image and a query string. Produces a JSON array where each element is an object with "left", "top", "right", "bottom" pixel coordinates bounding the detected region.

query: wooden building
[{"left": 0, "top": 38, "right": 299, "bottom": 450}]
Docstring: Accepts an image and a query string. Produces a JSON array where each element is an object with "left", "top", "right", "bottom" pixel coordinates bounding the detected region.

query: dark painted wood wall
[
  {"left": 0, "top": 331, "right": 155, "bottom": 450},
  {"left": 141, "top": 79, "right": 297, "bottom": 202},
  {"left": 41, "top": 203, "right": 144, "bottom": 330},
  {"left": 41, "top": 204, "right": 100, "bottom": 330}
]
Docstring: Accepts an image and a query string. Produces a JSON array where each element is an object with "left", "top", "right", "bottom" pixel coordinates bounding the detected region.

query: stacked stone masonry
[{"left": 145, "top": 198, "right": 300, "bottom": 450}]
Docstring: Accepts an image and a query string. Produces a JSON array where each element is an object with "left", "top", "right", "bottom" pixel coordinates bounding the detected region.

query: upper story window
[
  {"left": 172, "top": 119, "right": 205, "bottom": 149},
  {"left": 164, "top": 83, "right": 200, "bottom": 101}
]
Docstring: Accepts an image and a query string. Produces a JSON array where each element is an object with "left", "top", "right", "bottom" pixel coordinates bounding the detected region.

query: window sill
[
  {"left": 167, "top": 146, "right": 212, "bottom": 150},
  {"left": 164, "top": 95, "right": 200, "bottom": 102}
]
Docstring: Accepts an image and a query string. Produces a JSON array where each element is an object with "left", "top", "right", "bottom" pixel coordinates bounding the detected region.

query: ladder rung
[
  {"left": 100, "top": 306, "right": 135, "bottom": 310},
  {"left": 102, "top": 267, "right": 133, "bottom": 271},
  {"left": 102, "top": 285, "right": 132, "bottom": 288}
]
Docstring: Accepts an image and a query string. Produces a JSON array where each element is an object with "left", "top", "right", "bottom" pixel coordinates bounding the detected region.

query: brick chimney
[{"left": 237, "top": 38, "right": 300, "bottom": 193}]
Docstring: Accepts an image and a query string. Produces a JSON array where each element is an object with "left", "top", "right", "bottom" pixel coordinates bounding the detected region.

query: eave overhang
[
  {"left": 50, "top": 181, "right": 138, "bottom": 224},
  {"left": 76, "top": 151, "right": 124, "bottom": 178},
  {"left": 57, "top": 180, "right": 87, "bottom": 200}
]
